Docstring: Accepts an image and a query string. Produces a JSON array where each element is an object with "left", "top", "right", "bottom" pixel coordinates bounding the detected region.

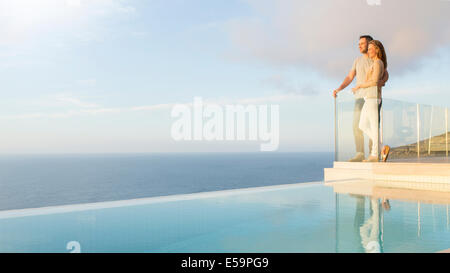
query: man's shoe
[{"left": 349, "top": 153, "right": 365, "bottom": 162}]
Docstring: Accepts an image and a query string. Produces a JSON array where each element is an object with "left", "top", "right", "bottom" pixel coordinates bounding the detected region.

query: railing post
[
  {"left": 378, "top": 108, "right": 381, "bottom": 161},
  {"left": 334, "top": 97, "right": 337, "bottom": 162},
  {"left": 380, "top": 103, "right": 384, "bottom": 145},
  {"left": 417, "top": 104, "right": 420, "bottom": 159},
  {"left": 428, "top": 106, "right": 433, "bottom": 155},
  {"left": 446, "top": 108, "right": 448, "bottom": 158}
]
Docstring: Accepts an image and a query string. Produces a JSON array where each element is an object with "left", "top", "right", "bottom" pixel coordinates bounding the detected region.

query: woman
[{"left": 352, "top": 40, "right": 387, "bottom": 162}]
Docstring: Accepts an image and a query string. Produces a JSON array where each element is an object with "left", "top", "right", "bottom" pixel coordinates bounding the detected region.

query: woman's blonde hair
[{"left": 369, "top": 40, "right": 387, "bottom": 69}]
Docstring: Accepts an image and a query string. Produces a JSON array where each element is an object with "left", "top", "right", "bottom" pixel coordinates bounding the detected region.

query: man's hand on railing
[{"left": 332, "top": 89, "right": 339, "bottom": 98}]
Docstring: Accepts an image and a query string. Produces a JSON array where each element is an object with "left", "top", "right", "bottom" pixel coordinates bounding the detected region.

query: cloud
[
  {"left": 261, "top": 74, "right": 319, "bottom": 96},
  {"left": 226, "top": 0, "right": 450, "bottom": 76},
  {"left": 0, "top": 104, "right": 173, "bottom": 120},
  {"left": 76, "top": 79, "right": 97, "bottom": 86},
  {"left": 56, "top": 96, "right": 100, "bottom": 108},
  {"left": 66, "top": 0, "right": 82, "bottom": 7},
  {"left": 0, "top": 94, "right": 305, "bottom": 120},
  {"left": 235, "top": 94, "right": 303, "bottom": 104},
  {"left": 21, "top": 93, "right": 103, "bottom": 109},
  {"left": 0, "top": 0, "right": 136, "bottom": 46}
]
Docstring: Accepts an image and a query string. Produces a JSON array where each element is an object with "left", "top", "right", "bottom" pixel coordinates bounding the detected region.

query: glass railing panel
[
  {"left": 386, "top": 102, "right": 448, "bottom": 161},
  {"left": 381, "top": 99, "right": 418, "bottom": 161},
  {"left": 425, "top": 105, "right": 447, "bottom": 158},
  {"left": 418, "top": 104, "right": 433, "bottom": 157},
  {"left": 335, "top": 95, "right": 449, "bottom": 162},
  {"left": 335, "top": 92, "right": 358, "bottom": 162},
  {"left": 447, "top": 107, "right": 450, "bottom": 158}
]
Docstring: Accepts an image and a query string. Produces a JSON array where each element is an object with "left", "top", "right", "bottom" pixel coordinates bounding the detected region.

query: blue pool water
[
  {"left": 0, "top": 182, "right": 449, "bottom": 253},
  {"left": 0, "top": 152, "right": 333, "bottom": 211}
]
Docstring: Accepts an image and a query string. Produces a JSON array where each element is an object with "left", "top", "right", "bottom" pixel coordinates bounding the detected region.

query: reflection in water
[
  {"left": 348, "top": 195, "right": 385, "bottom": 253},
  {"left": 353, "top": 195, "right": 365, "bottom": 253},
  {"left": 418, "top": 202, "right": 421, "bottom": 238},
  {"left": 359, "top": 198, "right": 383, "bottom": 253},
  {"left": 336, "top": 187, "right": 450, "bottom": 253}
]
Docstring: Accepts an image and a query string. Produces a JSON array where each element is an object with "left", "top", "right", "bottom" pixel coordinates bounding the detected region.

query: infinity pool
[{"left": 0, "top": 181, "right": 449, "bottom": 253}]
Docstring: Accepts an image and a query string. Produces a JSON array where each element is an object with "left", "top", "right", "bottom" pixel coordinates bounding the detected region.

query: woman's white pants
[{"left": 359, "top": 98, "right": 380, "bottom": 157}]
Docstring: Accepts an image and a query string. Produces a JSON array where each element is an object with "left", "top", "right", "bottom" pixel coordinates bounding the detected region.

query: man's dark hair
[{"left": 360, "top": 35, "right": 374, "bottom": 42}]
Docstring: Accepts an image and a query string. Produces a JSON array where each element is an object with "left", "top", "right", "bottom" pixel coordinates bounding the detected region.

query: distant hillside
[{"left": 389, "top": 131, "right": 449, "bottom": 159}]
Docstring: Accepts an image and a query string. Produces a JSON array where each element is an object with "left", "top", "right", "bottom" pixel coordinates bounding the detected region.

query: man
[{"left": 333, "top": 35, "right": 389, "bottom": 162}]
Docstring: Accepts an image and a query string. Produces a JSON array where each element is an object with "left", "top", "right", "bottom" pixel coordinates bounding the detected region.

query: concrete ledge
[
  {"left": 325, "top": 161, "right": 450, "bottom": 185},
  {"left": 324, "top": 168, "right": 371, "bottom": 181},
  {"left": 326, "top": 179, "right": 450, "bottom": 204}
]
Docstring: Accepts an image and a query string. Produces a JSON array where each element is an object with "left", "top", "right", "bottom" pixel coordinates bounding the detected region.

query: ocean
[{"left": 0, "top": 152, "right": 333, "bottom": 211}]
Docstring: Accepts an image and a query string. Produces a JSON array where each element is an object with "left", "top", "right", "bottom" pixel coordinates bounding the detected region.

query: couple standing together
[{"left": 333, "top": 35, "right": 389, "bottom": 162}]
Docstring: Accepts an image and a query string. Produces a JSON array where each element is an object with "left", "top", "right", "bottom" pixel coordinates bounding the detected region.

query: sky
[{"left": 0, "top": 0, "right": 449, "bottom": 154}]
